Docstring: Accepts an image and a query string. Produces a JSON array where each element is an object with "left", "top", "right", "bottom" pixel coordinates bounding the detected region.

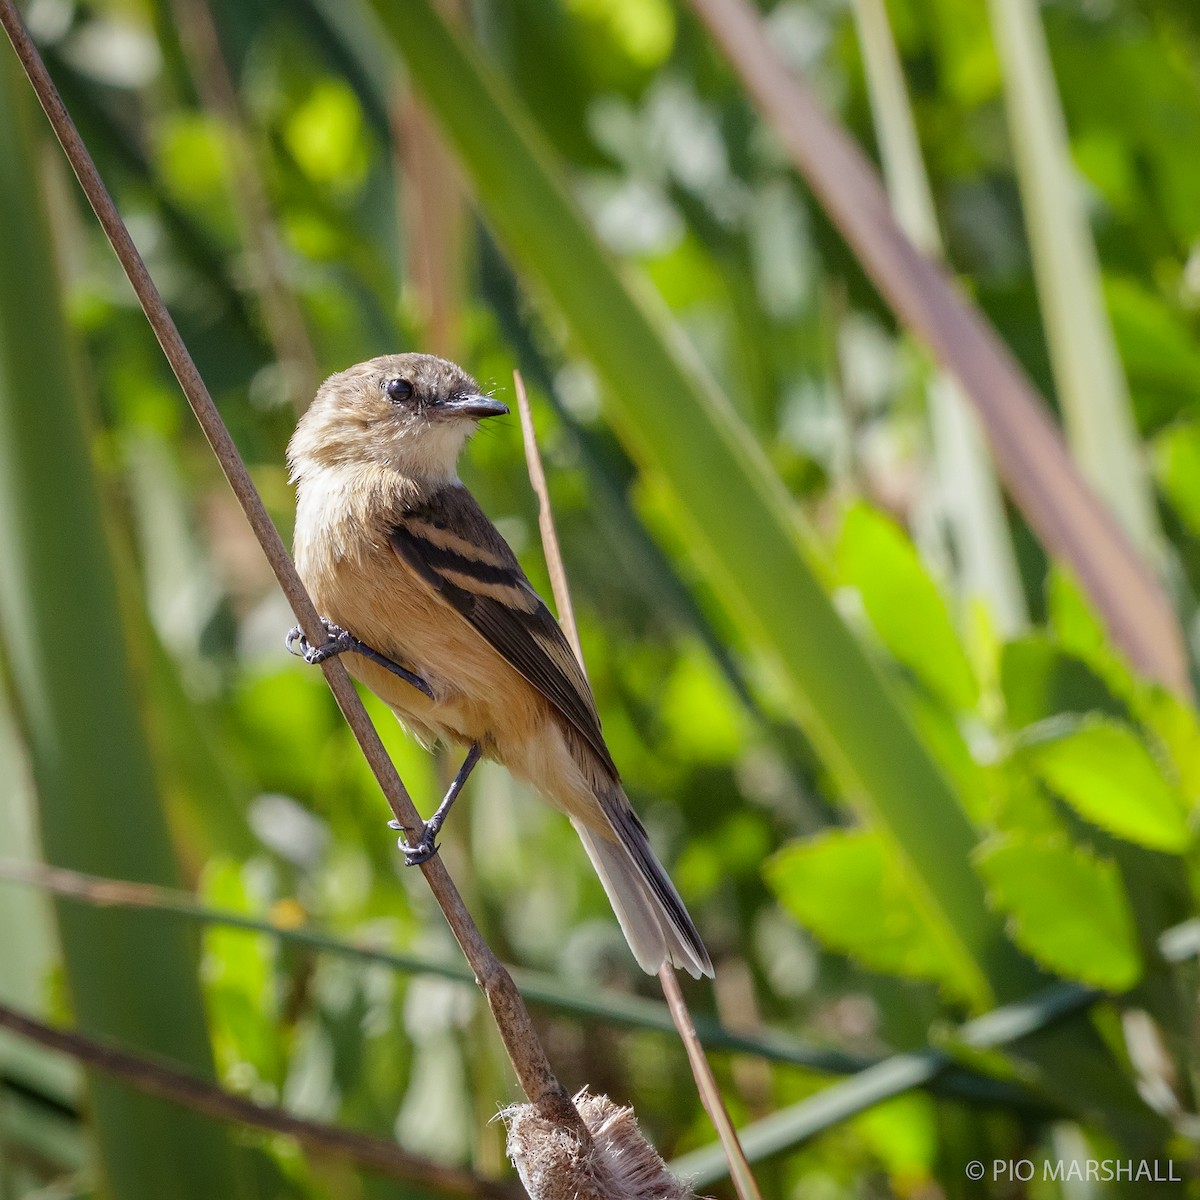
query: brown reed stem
[
  {"left": 0, "top": 0, "right": 583, "bottom": 1135},
  {"left": 0, "top": 1000, "right": 519, "bottom": 1197},
  {"left": 685, "top": 0, "right": 1190, "bottom": 699},
  {"left": 512, "top": 370, "right": 762, "bottom": 1200}
]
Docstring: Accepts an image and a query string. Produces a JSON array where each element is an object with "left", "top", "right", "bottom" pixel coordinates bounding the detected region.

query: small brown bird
[{"left": 288, "top": 353, "right": 712, "bottom": 978}]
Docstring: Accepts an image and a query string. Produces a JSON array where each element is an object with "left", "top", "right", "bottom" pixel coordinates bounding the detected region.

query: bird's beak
[{"left": 436, "top": 394, "right": 509, "bottom": 420}]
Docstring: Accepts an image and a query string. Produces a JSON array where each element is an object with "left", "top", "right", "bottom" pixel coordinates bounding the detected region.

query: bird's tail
[{"left": 571, "top": 795, "right": 713, "bottom": 979}]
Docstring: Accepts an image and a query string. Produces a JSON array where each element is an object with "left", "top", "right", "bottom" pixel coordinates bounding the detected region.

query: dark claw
[
  {"left": 285, "top": 619, "right": 350, "bottom": 664},
  {"left": 310, "top": 624, "right": 355, "bottom": 665},
  {"left": 398, "top": 833, "right": 440, "bottom": 866},
  {"left": 285, "top": 619, "right": 435, "bottom": 700},
  {"left": 389, "top": 816, "right": 440, "bottom": 864}
]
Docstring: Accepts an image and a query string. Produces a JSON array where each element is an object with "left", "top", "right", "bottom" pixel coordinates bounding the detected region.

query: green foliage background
[{"left": 2, "top": 0, "right": 1200, "bottom": 1196}]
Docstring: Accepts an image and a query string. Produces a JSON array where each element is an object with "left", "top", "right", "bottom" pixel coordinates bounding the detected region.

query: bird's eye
[{"left": 384, "top": 377, "right": 414, "bottom": 404}]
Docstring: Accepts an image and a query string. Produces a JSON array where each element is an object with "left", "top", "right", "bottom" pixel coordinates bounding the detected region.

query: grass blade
[
  {"left": 0, "top": 47, "right": 240, "bottom": 1199},
  {"left": 987, "top": 0, "right": 1160, "bottom": 556},
  {"left": 686, "top": 0, "right": 1188, "bottom": 697},
  {"left": 853, "top": 0, "right": 1028, "bottom": 636},
  {"left": 0, "top": 685, "right": 81, "bottom": 1177}
]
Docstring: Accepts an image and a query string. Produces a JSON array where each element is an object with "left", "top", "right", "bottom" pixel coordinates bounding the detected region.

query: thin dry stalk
[
  {"left": 658, "top": 967, "right": 761, "bottom": 1200},
  {"left": 512, "top": 371, "right": 762, "bottom": 1200},
  {"left": 0, "top": 1000, "right": 518, "bottom": 1197},
  {"left": 512, "top": 371, "right": 584, "bottom": 669},
  {"left": 687, "top": 0, "right": 1191, "bottom": 699},
  {"left": 0, "top": 0, "right": 584, "bottom": 1136}
]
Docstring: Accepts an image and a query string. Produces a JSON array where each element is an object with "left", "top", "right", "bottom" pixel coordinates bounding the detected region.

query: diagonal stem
[
  {"left": 0, "top": 0, "right": 583, "bottom": 1136},
  {"left": 685, "top": 0, "right": 1190, "bottom": 699},
  {"left": 0, "top": 1000, "right": 519, "bottom": 1197},
  {"left": 0, "top": 854, "right": 1048, "bottom": 1107},
  {"left": 514, "top": 370, "right": 762, "bottom": 1200},
  {"left": 659, "top": 967, "right": 763, "bottom": 1200}
]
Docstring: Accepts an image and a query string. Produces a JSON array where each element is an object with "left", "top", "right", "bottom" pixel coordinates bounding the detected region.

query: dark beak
[{"left": 437, "top": 394, "right": 509, "bottom": 420}]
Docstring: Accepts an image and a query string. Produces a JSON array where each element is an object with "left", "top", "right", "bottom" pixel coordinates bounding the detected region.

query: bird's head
[{"left": 288, "top": 353, "right": 508, "bottom": 483}]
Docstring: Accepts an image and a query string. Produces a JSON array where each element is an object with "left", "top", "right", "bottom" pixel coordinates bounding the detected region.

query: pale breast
[
  {"left": 291, "top": 464, "right": 608, "bottom": 829},
  {"left": 293, "top": 470, "right": 550, "bottom": 754}
]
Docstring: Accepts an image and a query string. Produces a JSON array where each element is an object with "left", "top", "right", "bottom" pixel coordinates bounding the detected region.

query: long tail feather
[{"left": 572, "top": 802, "right": 713, "bottom": 979}]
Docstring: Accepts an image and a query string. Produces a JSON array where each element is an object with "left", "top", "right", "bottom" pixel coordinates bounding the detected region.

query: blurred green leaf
[
  {"left": 1107, "top": 279, "right": 1200, "bottom": 428},
  {"left": 975, "top": 835, "right": 1141, "bottom": 991},
  {"left": 284, "top": 78, "right": 368, "bottom": 192},
  {"left": 201, "top": 859, "right": 283, "bottom": 1091},
  {"left": 902, "top": 683, "right": 990, "bottom": 823},
  {"left": 766, "top": 830, "right": 973, "bottom": 1000},
  {"left": 837, "top": 504, "right": 977, "bottom": 712},
  {"left": 1135, "top": 687, "right": 1200, "bottom": 805},
  {"left": 156, "top": 112, "right": 233, "bottom": 209},
  {"left": 1023, "top": 718, "right": 1190, "bottom": 852},
  {"left": 657, "top": 641, "right": 750, "bottom": 764},
  {"left": 1153, "top": 418, "right": 1200, "bottom": 536},
  {"left": 1000, "top": 636, "right": 1124, "bottom": 728},
  {"left": 567, "top": 0, "right": 676, "bottom": 68},
  {"left": 849, "top": 1093, "right": 938, "bottom": 1187},
  {"left": 1047, "top": 566, "right": 1123, "bottom": 680}
]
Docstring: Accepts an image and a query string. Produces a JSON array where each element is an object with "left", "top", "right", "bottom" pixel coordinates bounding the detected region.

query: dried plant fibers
[{"left": 504, "top": 1089, "right": 699, "bottom": 1200}]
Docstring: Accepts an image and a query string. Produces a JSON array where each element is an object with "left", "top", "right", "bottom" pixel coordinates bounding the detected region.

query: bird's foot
[
  {"left": 388, "top": 818, "right": 441, "bottom": 866},
  {"left": 286, "top": 619, "right": 352, "bottom": 665},
  {"left": 386, "top": 745, "right": 480, "bottom": 868},
  {"left": 400, "top": 833, "right": 441, "bottom": 866},
  {"left": 286, "top": 620, "right": 434, "bottom": 699}
]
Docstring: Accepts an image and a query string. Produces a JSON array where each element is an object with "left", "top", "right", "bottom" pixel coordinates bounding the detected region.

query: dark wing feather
[{"left": 388, "top": 485, "right": 618, "bottom": 780}]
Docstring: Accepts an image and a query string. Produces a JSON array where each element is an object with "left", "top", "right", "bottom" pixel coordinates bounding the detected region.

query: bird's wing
[{"left": 388, "top": 484, "right": 618, "bottom": 779}]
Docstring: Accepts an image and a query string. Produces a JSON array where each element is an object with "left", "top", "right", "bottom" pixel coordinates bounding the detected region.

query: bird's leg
[
  {"left": 392, "top": 743, "right": 482, "bottom": 866},
  {"left": 286, "top": 619, "right": 434, "bottom": 699}
]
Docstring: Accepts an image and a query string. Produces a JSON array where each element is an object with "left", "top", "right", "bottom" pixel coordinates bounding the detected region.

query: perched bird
[{"left": 288, "top": 353, "right": 712, "bottom": 978}]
